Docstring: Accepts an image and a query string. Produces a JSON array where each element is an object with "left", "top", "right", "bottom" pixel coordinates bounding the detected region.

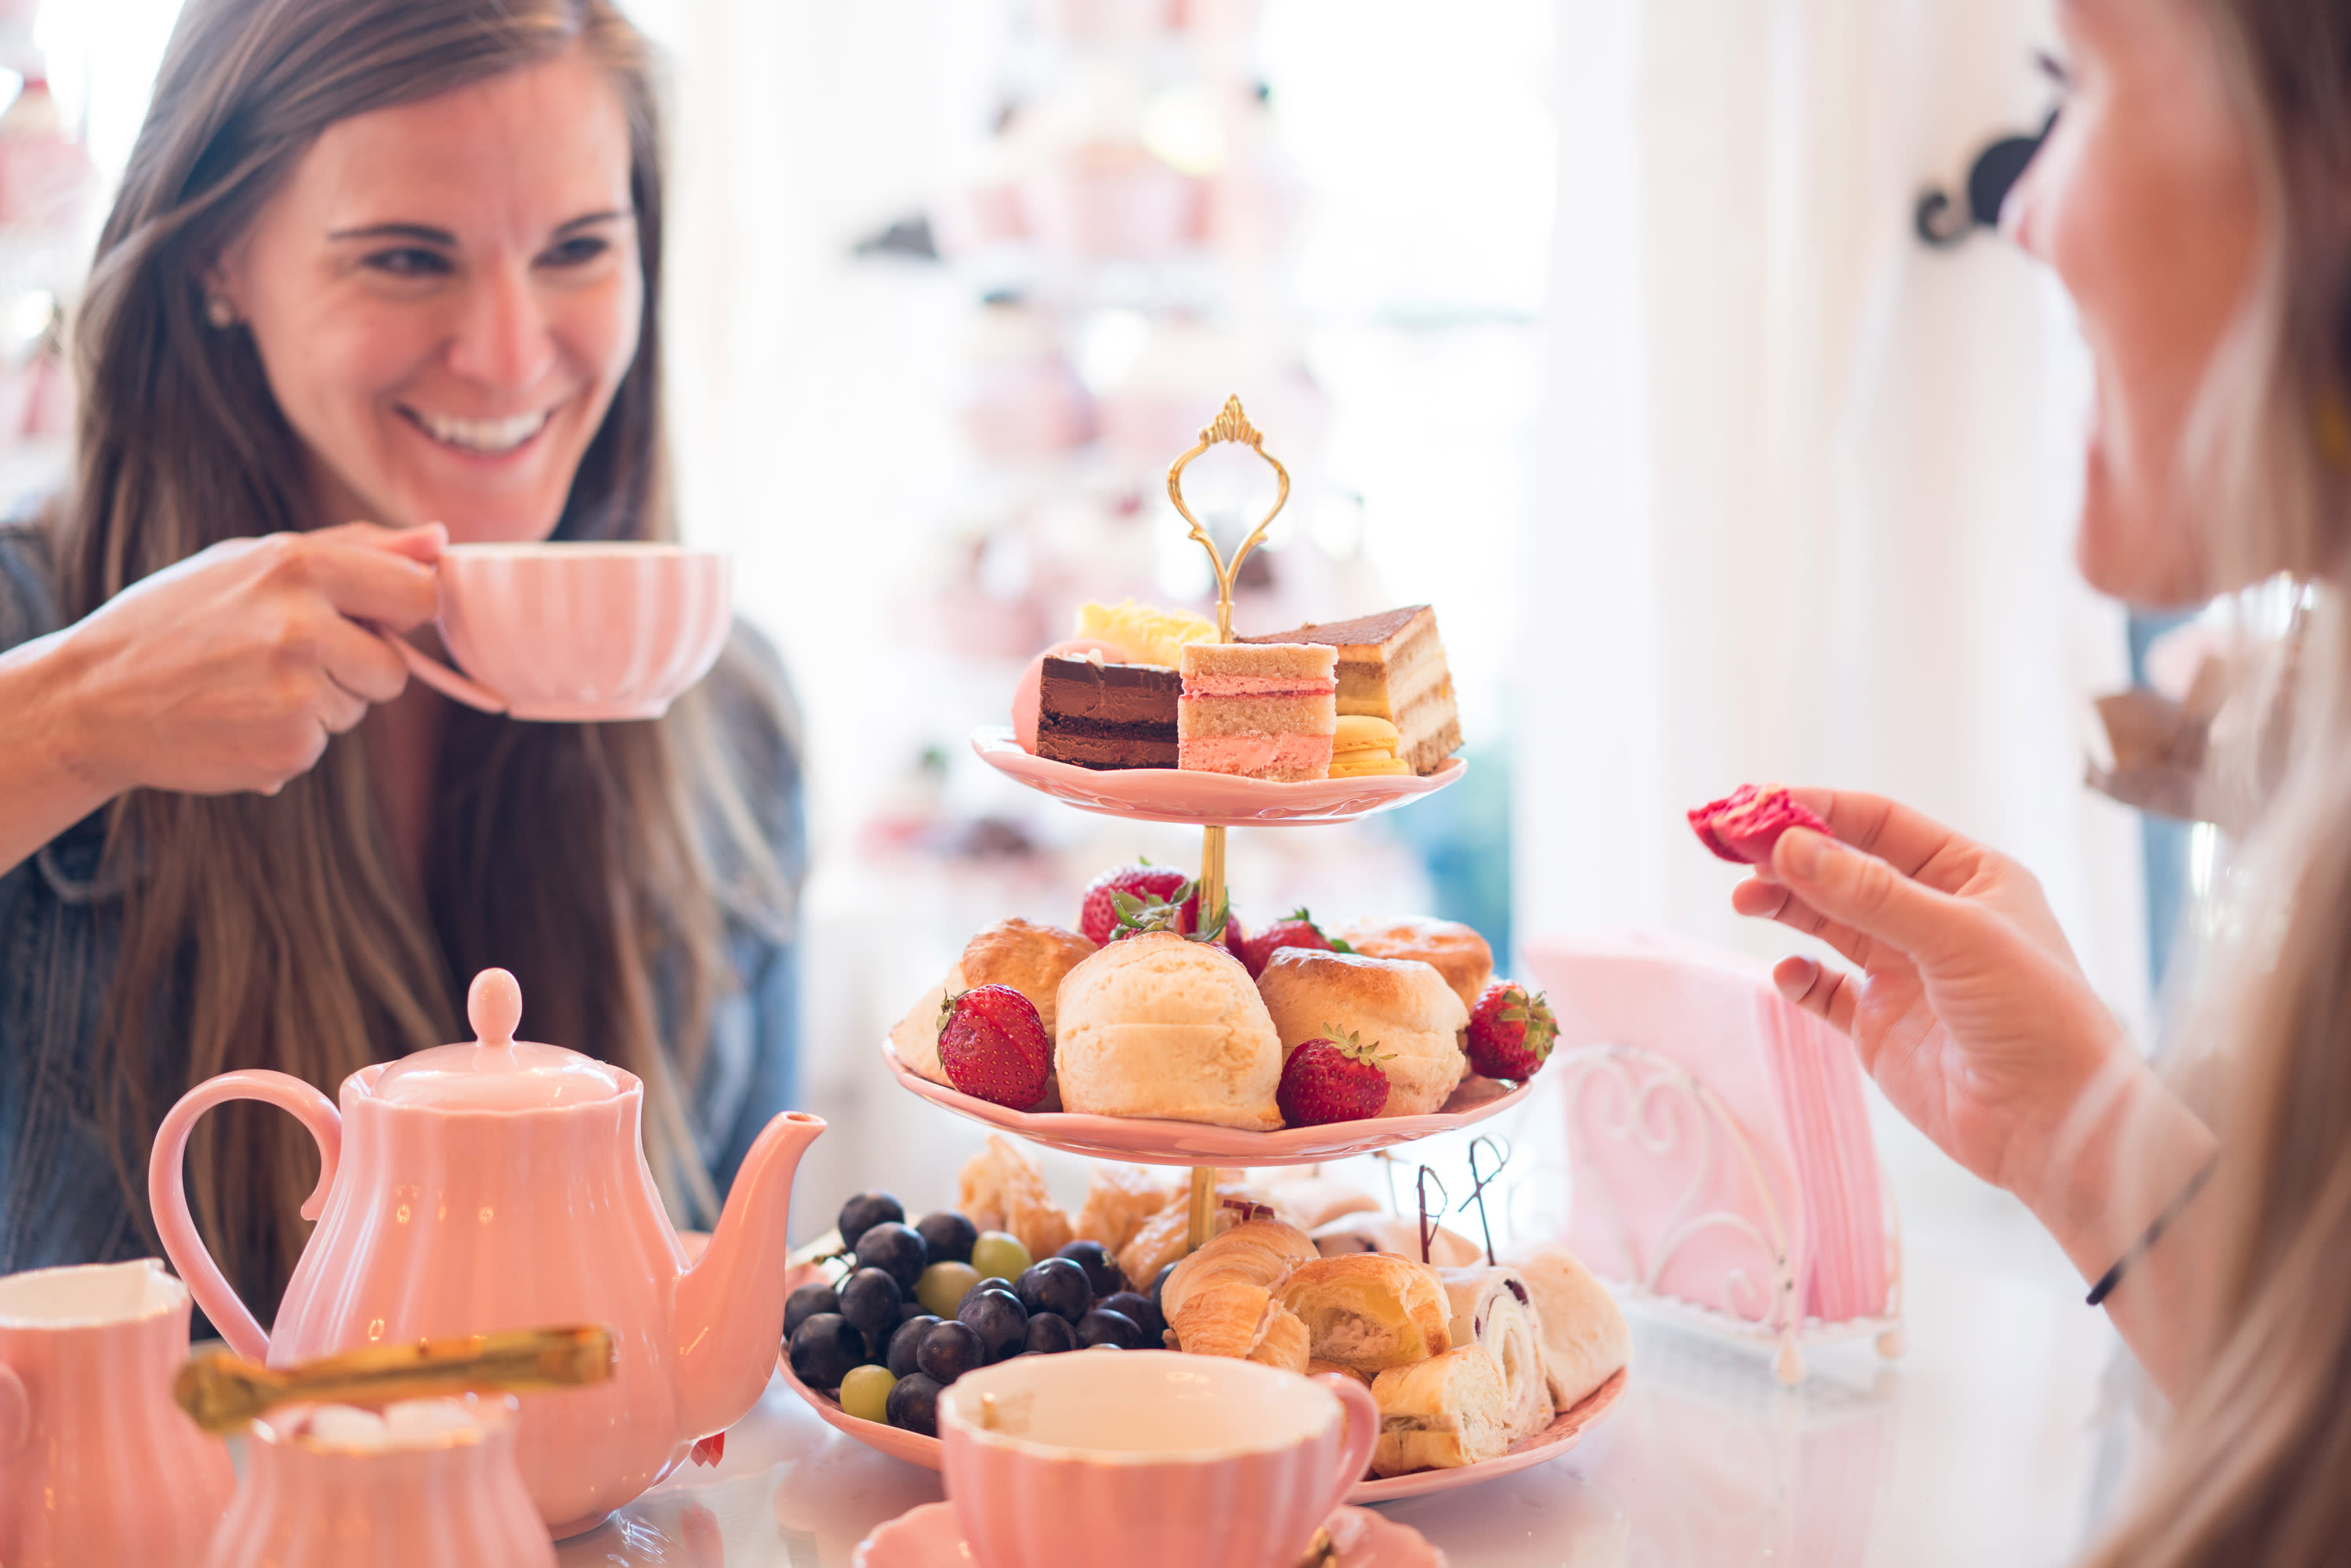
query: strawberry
[
  {"left": 936, "top": 984, "right": 1052, "bottom": 1109},
  {"left": 1464, "top": 983, "right": 1557, "bottom": 1080},
  {"left": 1110, "top": 882, "right": 1230, "bottom": 946},
  {"left": 1237, "top": 907, "right": 1351, "bottom": 978},
  {"left": 1223, "top": 911, "right": 1252, "bottom": 968},
  {"left": 1276, "top": 1030, "right": 1392, "bottom": 1127},
  {"left": 1079, "top": 863, "right": 1194, "bottom": 945},
  {"left": 1687, "top": 784, "right": 1831, "bottom": 866}
]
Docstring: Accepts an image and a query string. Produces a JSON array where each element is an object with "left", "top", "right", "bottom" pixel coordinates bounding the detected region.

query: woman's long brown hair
[
  {"left": 2081, "top": 3, "right": 2351, "bottom": 1565},
  {"left": 58, "top": 0, "right": 792, "bottom": 1313}
]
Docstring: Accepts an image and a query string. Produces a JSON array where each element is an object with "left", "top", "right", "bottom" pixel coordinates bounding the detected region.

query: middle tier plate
[
  {"left": 973, "top": 726, "right": 1467, "bottom": 827},
  {"left": 882, "top": 1039, "right": 1531, "bottom": 1166}
]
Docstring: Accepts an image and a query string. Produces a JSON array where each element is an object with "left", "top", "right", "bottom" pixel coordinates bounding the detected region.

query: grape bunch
[{"left": 783, "top": 1190, "right": 1175, "bottom": 1437}]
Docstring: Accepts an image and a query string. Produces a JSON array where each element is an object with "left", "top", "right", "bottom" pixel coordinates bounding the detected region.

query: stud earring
[{"left": 204, "top": 295, "right": 236, "bottom": 330}]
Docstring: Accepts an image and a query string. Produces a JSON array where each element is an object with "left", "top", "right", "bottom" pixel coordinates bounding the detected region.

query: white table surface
[{"left": 553, "top": 1242, "right": 2132, "bottom": 1568}]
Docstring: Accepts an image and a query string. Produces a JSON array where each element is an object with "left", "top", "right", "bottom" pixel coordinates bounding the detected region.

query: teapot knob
[{"left": 467, "top": 969, "right": 523, "bottom": 1048}]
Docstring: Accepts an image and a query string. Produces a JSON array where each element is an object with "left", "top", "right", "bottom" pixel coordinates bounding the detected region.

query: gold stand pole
[
  {"left": 1185, "top": 822, "right": 1231, "bottom": 1252},
  {"left": 1185, "top": 1164, "right": 1219, "bottom": 1252}
]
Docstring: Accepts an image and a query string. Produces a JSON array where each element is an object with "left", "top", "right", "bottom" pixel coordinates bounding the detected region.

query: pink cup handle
[
  {"left": 1312, "top": 1374, "right": 1383, "bottom": 1515},
  {"left": 147, "top": 1070, "right": 343, "bottom": 1363},
  {"left": 0, "top": 1363, "right": 26, "bottom": 1458},
  {"left": 379, "top": 628, "right": 509, "bottom": 715}
]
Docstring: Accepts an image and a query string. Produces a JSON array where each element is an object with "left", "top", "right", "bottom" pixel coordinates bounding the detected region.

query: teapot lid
[{"left": 369, "top": 969, "right": 629, "bottom": 1110}]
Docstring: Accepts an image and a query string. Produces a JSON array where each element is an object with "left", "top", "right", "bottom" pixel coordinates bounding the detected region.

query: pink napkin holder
[{"left": 1522, "top": 931, "right": 1901, "bottom": 1382}]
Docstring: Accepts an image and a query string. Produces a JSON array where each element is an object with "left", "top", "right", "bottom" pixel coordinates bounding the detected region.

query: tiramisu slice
[
  {"left": 1176, "top": 643, "right": 1338, "bottom": 781},
  {"left": 1241, "top": 606, "right": 1462, "bottom": 775}
]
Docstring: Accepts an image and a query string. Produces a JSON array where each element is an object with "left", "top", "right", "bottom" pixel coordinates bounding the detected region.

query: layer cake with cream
[
  {"left": 1176, "top": 642, "right": 1338, "bottom": 781},
  {"left": 1242, "top": 606, "right": 1462, "bottom": 776},
  {"left": 1035, "top": 654, "right": 1180, "bottom": 770}
]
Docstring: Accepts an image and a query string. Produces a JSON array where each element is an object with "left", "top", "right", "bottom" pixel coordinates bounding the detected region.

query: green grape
[
  {"left": 970, "top": 1231, "right": 1032, "bottom": 1281},
  {"left": 840, "top": 1363, "right": 897, "bottom": 1424},
  {"left": 916, "top": 1261, "right": 980, "bottom": 1318}
]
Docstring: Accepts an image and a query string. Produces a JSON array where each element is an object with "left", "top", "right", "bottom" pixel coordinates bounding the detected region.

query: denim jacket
[{"left": 0, "top": 522, "right": 804, "bottom": 1279}]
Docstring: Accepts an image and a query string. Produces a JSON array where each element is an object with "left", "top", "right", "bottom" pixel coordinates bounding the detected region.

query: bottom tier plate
[{"left": 779, "top": 1353, "right": 1627, "bottom": 1504}]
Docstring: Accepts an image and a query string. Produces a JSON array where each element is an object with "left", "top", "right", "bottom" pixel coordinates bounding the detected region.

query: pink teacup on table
[
  {"left": 938, "top": 1349, "right": 1379, "bottom": 1568},
  {"left": 203, "top": 1395, "right": 552, "bottom": 1568},
  {"left": 0, "top": 1258, "right": 236, "bottom": 1568},
  {"left": 388, "top": 541, "right": 730, "bottom": 722}
]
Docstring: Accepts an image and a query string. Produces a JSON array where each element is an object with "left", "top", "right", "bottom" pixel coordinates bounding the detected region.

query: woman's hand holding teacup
[
  {"left": 1730, "top": 788, "right": 2219, "bottom": 1387},
  {"left": 38, "top": 520, "right": 443, "bottom": 799}
]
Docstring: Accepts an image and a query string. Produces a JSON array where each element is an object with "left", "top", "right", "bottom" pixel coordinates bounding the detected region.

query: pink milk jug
[{"left": 148, "top": 968, "right": 825, "bottom": 1537}]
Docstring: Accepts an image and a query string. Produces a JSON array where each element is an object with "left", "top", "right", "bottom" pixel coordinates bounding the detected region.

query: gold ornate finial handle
[
  {"left": 1166, "top": 394, "right": 1291, "bottom": 643},
  {"left": 175, "top": 1323, "right": 616, "bottom": 1436}
]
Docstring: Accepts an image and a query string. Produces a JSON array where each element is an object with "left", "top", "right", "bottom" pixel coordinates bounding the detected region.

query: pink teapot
[{"left": 147, "top": 968, "right": 824, "bottom": 1538}]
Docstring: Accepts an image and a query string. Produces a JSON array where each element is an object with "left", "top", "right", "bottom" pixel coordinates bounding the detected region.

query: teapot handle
[{"left": 147, "top": 1070, "right": 342, "bottom": 1363}]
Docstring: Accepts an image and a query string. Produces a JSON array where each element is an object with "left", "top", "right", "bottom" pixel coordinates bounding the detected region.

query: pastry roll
[
  {"left": 1502, "top": 1244, "right": 1631, "bottom": 1410},
  {"left": 1277, "top": 1254, "right": 1451, "bottom": 1377},
  {"left": 955, "top": 1137, "right": 1074, "bottom": 1261},
  {"left": 1074, "top": 1164, "right": 1176, "bottom": 1255},
  {"left": 1438, "top": 1266, "right": 1552, "bottom": 1443},
  {"left": 1309, "top": 1213, "right": 1483, "bottom": 1269},
  {"left": 1369, "top": 1346, "right": 1511, "bottom": 1476}
]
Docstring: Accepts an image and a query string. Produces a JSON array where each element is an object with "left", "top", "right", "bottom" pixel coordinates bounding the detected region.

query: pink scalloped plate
[
  {"left": 971, "top": 726, "right": 1466, "bottom": 826},
  {"left": 882, "top": 1040, "right": 1531, "bottom": 1166},
  {"left": 787, "top": 1355, "right": 1625, "bottom": 1506},
  {"left": 853, "top": 1502, "right": 1447, "bottom": 1568}
]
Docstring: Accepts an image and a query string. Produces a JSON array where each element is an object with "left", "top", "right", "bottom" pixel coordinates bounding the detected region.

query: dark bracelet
[{"left": 2086, "top": 1156, "right": 2219, "bottom": 1307}]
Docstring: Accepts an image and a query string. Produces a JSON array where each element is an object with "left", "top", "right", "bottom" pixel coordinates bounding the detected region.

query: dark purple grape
[
  {"left": 837, "top": 1267, "right": 904, "bottom": 1343},
  {"left": 788, "top": 1313, "right": 865, "bottom": 1391},
  {"left": 958, "top": 1276, "right": 1016, "bottom": 1315},
  {"left": 838, "top": 1191, "right": 905, "bottom": 1248},
  {"left": 1023, "top": 1312, "right": 1078, "bottom": 1354},
  {"left": 1098, "top": 1291, "right": 1164, "bottom": 1345},
  {"left": 889, "top": 1314, "right": 941, "bottom": 1378},
  {"left": 1075, "top": 1308, "right": 1142, "bottom": 1349},
  {"left": 886, "top": 1371, "right": 943, "bottom": 1436},
  {"left": 959, "top": 1287, "right": 1030, "bottom": 1363},
  {"left": 1150, "top": 1262, "right": 1176, "bottom": 1311},
  {"left": 917, "top": 1319, "right": 987, "bottom": 1384},
  {"left": 1016, "top": 1258, "right": 1092, "bottom": 1322},
  {"left": 1054, "top": 1240, "right": 1127, "bottom": 1299},
  {"left": 915, "top": 1210, "right": 980, "bottom": 1265},
  {"left": 851, "top": 1221, "right": 929, "bottom": 1291},
  {"left": 784, "top": 1281, "right": 840, "bottom": 1340},
  {"left": 899, "top": 1301, "right": 931, "bottom": 1326}
]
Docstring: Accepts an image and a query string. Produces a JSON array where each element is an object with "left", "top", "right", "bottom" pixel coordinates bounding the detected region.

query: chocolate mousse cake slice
[
  {"left": 1241, "top": 606, "right": 1462, "bottom": 775},
  {"left": 1036, "top": 654, "right": 1180, "bottom": 770}
]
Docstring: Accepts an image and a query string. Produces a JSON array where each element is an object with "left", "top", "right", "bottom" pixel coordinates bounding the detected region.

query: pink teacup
[
  {"left": 0, "top": 1259, "right": 237, "bottom": 1567},
  {"left": 203, "top": 1396, "right": 552, "bottom": 1568},
  {"left": 937, "top": 1349, "right": 1379, "bottom": 1568},
  {"left": 388, "top": 541, "right": 730, "bottom": 722}
]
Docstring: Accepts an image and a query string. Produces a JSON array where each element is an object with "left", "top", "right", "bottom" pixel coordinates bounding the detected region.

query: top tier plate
[{"left": 971, "top": 726, "right": 1467, "bottom": 827}]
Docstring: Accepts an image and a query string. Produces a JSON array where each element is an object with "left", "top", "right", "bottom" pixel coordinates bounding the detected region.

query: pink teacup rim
[
  {"left": 937, "top": 1349, "right": 1347, "bottom": 1465},
  {"left": 0, "top": 1258, "right": 187, "bottom": 1329}
]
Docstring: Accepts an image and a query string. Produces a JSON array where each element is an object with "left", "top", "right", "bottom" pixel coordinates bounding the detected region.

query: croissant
[
  {"left": 1074, "top": 1164, "right": 1176, "bottom": 1256},
  {"left": 1369, "top": 1345, "right": 1512, "bottom": 1477},
  {"left": 1308, "top": 1357, "right": 1372, "bottom": 1389},
  {"left": 1277, "top": 1254, "right": 1451, "bottom": 1377},
  {"left": 1162, "top": 1216, "right": 1317, "bottom": 1373},
  {"left": 955, "top": 1137, "right": 1074, "bottom": 1261},
  {"left": 1116, "top": 1182, "right": 1290, "bottom": 1289},
  {"left": 1438, "top": 1266, "right": 1552, "bottom": 1443},
  {"left": 1161, "top": 1215, "right": 1317, "bottom": 1325}
]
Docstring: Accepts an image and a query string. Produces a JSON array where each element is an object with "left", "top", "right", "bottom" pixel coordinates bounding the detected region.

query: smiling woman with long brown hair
[{"left": 0, "top": 0, "right": 801, "bottom": 1315}]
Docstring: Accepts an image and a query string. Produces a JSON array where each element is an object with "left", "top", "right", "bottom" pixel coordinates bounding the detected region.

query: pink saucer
[
  {"left": 782, "top": 1355, "right": 1627, "bottom": 1506},
  {"left": 972, "top": 726, "right": 1466, "bottom": 827},
  {"left": 853, "top": 1501, "right": 1447, "bottom": 1568},
  {"left": 882, "top": 1040, "right": 1531, "bottom": 1167}
]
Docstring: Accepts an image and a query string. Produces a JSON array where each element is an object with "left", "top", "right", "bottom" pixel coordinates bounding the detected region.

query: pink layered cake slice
[{"left": 1176, "top": 642, "right": 1339, "bottom": 781}]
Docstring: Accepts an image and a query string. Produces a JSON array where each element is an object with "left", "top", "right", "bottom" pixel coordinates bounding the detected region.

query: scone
[
  {"left": 1277, "top": 1253, "right": 1451, "bottom": 1377},
  {"left": 1256, "top": 949, "right": 1469, "bottom": 1117},
  {"left": 1056, "top": 932, "right": 1284, "bottom": 1129},
  {"left": 1337, "top": 917, "right": 1494, "bottom": 1015},
  {"left": 1503, "top": 1243, "right": 1631, "bottom": 1410},
  {"left": 1369, "top": 1345, "right": 1512, "bottom": 1476},
  {"left": 889, "top": 918, "right": 1098, "bottom": 1088}
]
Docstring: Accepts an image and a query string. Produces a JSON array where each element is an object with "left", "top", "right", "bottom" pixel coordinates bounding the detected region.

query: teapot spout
[{"left": 672, "top": 1110, "right": 826, "bottom": 1444}]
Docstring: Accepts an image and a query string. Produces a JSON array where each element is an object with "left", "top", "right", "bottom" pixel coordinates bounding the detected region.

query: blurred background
[{"left": 13, "top": 2, "right": 2161, "bottom": 1524}]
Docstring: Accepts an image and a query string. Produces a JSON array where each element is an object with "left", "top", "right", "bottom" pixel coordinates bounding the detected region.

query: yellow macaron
[{"left": 1329, "top": 715, "right": 1411, "bottom": 777}]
